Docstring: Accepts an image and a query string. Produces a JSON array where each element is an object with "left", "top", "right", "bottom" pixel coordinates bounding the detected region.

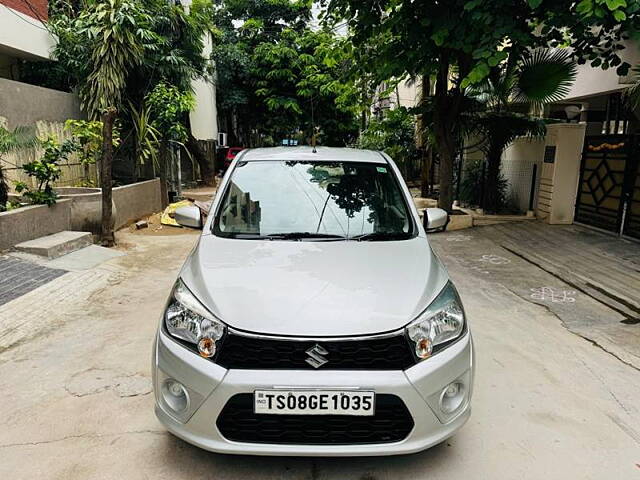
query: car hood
[{"left": 180, "top": 234, "right": 449, "bottom": 337}]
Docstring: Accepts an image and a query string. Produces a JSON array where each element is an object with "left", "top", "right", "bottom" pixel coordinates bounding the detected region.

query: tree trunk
[
  {"left": 226, "top": 111, "right": 237, "bottom": 146},
  {"left": 484, "top": 142, "right": 503, "bottom": 213},
  {"left": 186, "top": 133, "right": 215, "bottom": 186},
  {"left": 420, "top": 148, "right": 432, "bottom": 198},
  {"left": 418, "top": 76, "right": 431, "bottom": 198},
  {"left": 433, "top": 60, "right": 456, "bottom": 212},
  {"left": 435, "top": 127, "right": 456, "bottom": 212},
  {"left": 432, "top": 53, "right": 470, "bottom": 212},
  {"left": 183, "top": 113, "right": 215, "bottom": 186},
  {"left": 100, "top": 108, "right": 116, "bottom": 247},
  {"left": 0, "top": 165, "right": 8, "bottom": 208},
  {"left": 159, "top": 140, "right": 169, "bottom": 209}
]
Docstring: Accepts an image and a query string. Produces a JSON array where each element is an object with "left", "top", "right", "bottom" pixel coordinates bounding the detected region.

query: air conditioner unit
[{"left": 218, "top": 132, "right": 228, "bottom": 147}]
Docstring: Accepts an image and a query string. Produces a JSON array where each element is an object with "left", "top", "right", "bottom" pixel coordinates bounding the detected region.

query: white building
[
  {"left": 0, "top": 0, "right": 81, "bottom": 130},
  {"left": 501, "top": 41, "right": 640, "bottom": 240}
]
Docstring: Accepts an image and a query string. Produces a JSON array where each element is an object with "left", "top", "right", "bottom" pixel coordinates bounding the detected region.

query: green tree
[
  {"left": 212, "top": 0, "right": 310, "bottom": 145},
  {"left": 357, "top": 108, "right": 419, "bottom": 179},
  {"left": 51, "top": 0, "right": 215, "bottom": 199},
  {"left": 145, "top": 82, "right": 195, "bottom": 207},
  {"left": 14, "top": 137, "right": 79, "bottom": 206},
  {"left": 252, "top": 27, "right": 359, "bottom": 145},
  {"left": 469, "top": 49, "right": 577, "bottom": 212},
  {"left": 52, "top": 0, "right": 152, "bottom": 245},
  {"left": 65, "top": 119, "right": 121, "bottom": 186},
  {"left": 326, "top": 0, "right": 640, "bottom": 211},
  {"left": 213, "top": 1, "right": 359, "bottom": 146}
]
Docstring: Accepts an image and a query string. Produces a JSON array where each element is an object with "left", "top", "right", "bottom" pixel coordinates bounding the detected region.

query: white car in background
[{"left": 152, "top": 146, "right": 474, "bottom": 456}]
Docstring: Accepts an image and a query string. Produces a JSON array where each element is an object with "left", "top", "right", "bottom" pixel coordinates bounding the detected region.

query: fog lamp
[
  {"left": 162, "top": 379, "right": 189, "bottom": 413},
  {"left": 440, "top": 381, "right": 465, "bottom": 414}
]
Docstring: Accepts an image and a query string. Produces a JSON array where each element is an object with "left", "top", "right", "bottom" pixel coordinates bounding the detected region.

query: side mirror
[
  {"left": 423, "top": 208, "right": 449, "bottom": 233},
  {"left": 174, "top": 205, "right": 203, "bottom": 229}
]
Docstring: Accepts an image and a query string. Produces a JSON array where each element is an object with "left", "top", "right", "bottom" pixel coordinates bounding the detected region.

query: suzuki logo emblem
[{"left": 305, "top": 344, "right": 329, "bottom": 368}]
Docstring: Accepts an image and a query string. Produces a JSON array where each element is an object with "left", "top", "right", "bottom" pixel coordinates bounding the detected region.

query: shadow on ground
[{"left": 157, "top": 433, "right": 455, "bottom": 479}]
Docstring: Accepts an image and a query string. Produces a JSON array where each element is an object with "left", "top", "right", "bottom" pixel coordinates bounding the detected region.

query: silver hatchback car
[{"left": 152, "top": 147, "right": 474, "bottom": 456}]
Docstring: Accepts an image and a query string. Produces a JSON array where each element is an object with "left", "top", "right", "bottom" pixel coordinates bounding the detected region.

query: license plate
[{"left": 254, "top": 390, "right": 375, "bottom": 416}]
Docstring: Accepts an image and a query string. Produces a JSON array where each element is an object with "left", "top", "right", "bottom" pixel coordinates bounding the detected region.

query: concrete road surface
[{"left": 0, "top": 224, "right": 639, "bottom": 480}]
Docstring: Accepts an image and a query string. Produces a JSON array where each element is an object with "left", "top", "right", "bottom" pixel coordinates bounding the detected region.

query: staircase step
[{"left": 14, "top": 231, "right": 93, "bottom": 259}]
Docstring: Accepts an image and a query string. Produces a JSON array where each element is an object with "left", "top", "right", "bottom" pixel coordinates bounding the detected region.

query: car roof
[{"left": 239, "top": 146, "right": 387, "bottom": 163}]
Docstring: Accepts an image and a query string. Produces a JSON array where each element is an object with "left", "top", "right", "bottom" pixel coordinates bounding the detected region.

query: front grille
[
  {"left": 214, "top": 332, "right": 416, "bottom": 370},
  {"left": 216, "top": 394, "right": 414, "bottom": 445}
]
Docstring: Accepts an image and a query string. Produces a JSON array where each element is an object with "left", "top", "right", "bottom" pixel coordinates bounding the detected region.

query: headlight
[
  {"left": 165, "top": 279, "right": 226, "bottom": 358},
  {"left": 405, "top": 282, "right": 465, "bottom": 360}
]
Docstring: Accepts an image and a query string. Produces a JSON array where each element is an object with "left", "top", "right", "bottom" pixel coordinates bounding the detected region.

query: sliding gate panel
[
  {"left": 575, "top": 135, "right": 630, "bottom": 233},
  {"left": 623, "top": 160, "right": 640, "bottom": 240}
]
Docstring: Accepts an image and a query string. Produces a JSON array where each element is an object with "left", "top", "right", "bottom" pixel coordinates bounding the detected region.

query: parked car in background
[
  {"left": 153, "top": 146, "right": 473, "bottom": 456},
  {"left": 223, "top": 147, "right": 245, "bottom": 172}
]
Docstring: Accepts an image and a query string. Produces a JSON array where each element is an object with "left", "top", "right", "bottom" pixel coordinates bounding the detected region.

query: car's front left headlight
[
  {"left": 405, "top": 281, "right": 465, "bottom": 360},
  {"left": 165, "top": 279, "right": 226, "bottom": 358}
]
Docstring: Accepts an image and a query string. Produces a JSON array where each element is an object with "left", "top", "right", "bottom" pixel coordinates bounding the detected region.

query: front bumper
[{"left": 153, "top": 330, "right": 474, "bottom": 456}]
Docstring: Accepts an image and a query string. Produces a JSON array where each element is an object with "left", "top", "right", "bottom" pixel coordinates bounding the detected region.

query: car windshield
[{"left": 213, "top": 160, "right": 415, "bottom": 240}]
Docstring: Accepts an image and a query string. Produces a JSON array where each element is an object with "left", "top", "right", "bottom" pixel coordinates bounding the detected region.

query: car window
[{"left": 212, "top": 160, "right": 415, "bottom": 240}]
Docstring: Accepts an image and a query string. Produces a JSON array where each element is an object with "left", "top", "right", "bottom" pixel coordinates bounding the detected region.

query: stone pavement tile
[
  {"left": 47, "top": 245, "right": 126, "bottom": 271},
  {"left": 0, "top": 265, "right": 125, "bottom": 351},
  {"left": 0, "top": 255, "right": 67, "bottom": 307}
]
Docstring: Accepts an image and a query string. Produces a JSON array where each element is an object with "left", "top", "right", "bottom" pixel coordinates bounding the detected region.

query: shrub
[
  {"left": 14, "top": 137, "right": 79, "bottom": 206},
  {"left": 459, "top": 159, "right": 508, "bottom": 211}
]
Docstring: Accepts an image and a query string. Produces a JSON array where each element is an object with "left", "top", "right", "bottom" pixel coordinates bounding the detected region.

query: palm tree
[
  {"left": 0, "top": 126, "right": 37, "bottom": 210},
  {"left": 73, "top": 0, "right": 150, "bottom": 245},
  {"left": 468, "top": 49, "right": 577, "bottom": 213}
]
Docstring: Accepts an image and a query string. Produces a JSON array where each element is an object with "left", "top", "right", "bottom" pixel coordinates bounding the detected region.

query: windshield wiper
[
  {"left": 228, "top": 232, "right": 346, "bottom": 241},
  {"left": 349, "top": 232, "right": 412, "bottom": 241},
  {"left": 265, "top": 232, "right": 347, "bottom": 241}
]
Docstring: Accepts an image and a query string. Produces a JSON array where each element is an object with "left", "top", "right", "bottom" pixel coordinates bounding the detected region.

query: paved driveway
[{"left": 0, "top": 223, "right": 639, "bottom": 479}]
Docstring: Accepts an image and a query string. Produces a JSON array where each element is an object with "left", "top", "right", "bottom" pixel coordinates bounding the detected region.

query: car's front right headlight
[
  {"left": 165, "top": 279, "right": 226, "bottom": 358},
  {"left": 405, "top": 281, "right": 465, "bottom": 360}
]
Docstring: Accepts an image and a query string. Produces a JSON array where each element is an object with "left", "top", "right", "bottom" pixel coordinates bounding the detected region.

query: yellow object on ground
[{"left": 160, "top": 200, "right": 194, "bottom": 227}]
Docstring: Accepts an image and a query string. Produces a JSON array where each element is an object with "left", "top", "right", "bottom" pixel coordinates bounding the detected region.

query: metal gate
[{"left": 575, "top": 135, "right": 640, "bottom": 239}]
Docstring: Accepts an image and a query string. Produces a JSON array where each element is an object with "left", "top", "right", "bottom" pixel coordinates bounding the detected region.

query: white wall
[
  {"left": 502, "top": 138, "right": 546, "bottom": 212},
  {"left": 0, "top": 4, "right": 54, "bottom": 61},
  {"left": 189, "top": 33, "right": 218, "bottom": 141},
  {"left": 564, "top": 40, "right": 640, "bottom": 101}
]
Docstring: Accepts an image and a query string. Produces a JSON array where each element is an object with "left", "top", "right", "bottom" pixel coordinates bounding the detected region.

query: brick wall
[{"left": 0, "top": 0, "right": 48, "bottom": 21}]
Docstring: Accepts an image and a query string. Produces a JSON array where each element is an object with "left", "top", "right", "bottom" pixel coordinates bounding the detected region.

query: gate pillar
[{"left": 536, "top": 123, "right": 586, "bottom": 224}]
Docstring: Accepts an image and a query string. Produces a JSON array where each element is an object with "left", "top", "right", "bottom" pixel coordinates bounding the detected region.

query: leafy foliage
[
  {"left": 145, "top": 82, "right": 195, "bottom": 143},
  {"left": 464, "top": 49, "right": 576, "bottom": 212},
  {"left": 459, "top": 158, "right": 508, "bottom": 210},
  {"left": 213, "top": 1, "right": 359, "bottom": 146},
  {"left": 129, "top": 104, "right": 161, "bottom": 169},
  {"left": 357, "top": 108, "right": 419, "bottom": 177},
  {"left": 325, "top": 0, "right": 640, "bottom": 210},
  {"left": 63, "top": 0, "right": 152, "bottom": 118},
  {"left": 14, "top": 138, "right": 79, "bottom": 206},
  {"left": 65, "top": 120, "right": 120, "bottom": 165},
  {"left": 515, "top": 50, "right": 579, "bottom": 107},
  {"left": 50, "top": 0, "right": 213, "bottom": 180}
]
